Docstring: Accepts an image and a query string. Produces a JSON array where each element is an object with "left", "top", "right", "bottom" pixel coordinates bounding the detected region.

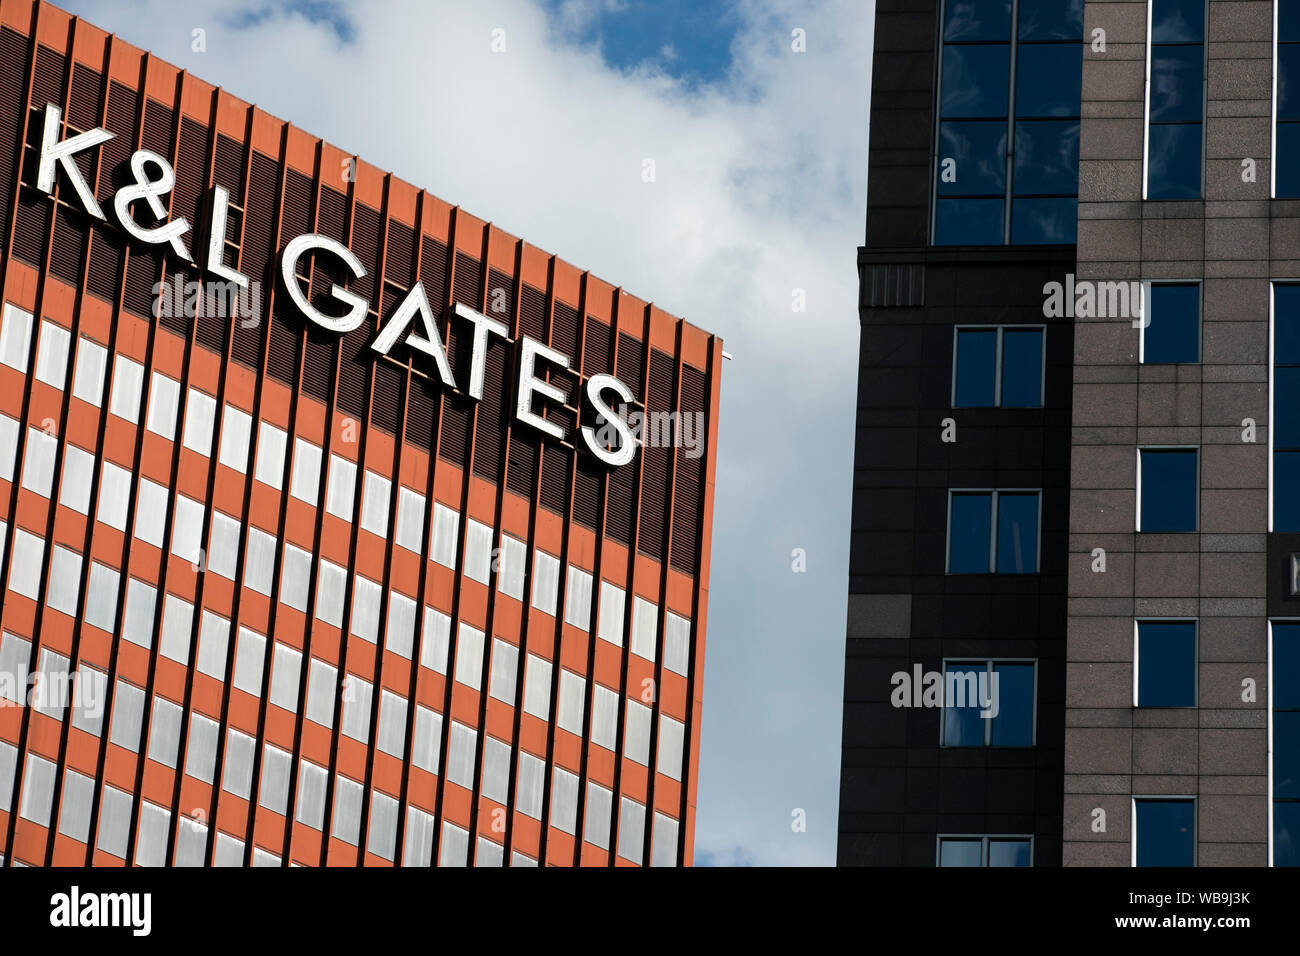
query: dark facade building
[
  {"left": 0, "top": 0, "right": 722, "bottom": 867},
  {"left": 843, "top": 0, "right": 1300, "bottom": 868}
]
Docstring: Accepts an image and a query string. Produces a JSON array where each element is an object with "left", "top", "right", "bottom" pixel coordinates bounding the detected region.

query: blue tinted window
[
  {"left": 1278, "top": 123, "right": 1300, "bottom": 198},
  {"left": 941, "top": 45, "right": 1011, "bottom": 117},
  {"left": 1017, "top": 0, "right": 1083, "bottom": 39},
  {"left": 1149, "top": 47, "right": 1204, "bottom": 122},
  {"left": 944, "top": 0, "right": 1012, "bottom": 41},
  {"left": 943, "top": 663, "right": 988, "bottom": 746},
  {"left": 1275, "top": 623, "right": 1300, "bottom": 709},
  {"left": 988, "top": 838, "right": 1032, "bottom": 866},
  {"left": 991, "top": 662, "right": 1035, "bottom": 744},
  {"left": 1143, "top": 283, "right": 1199, "bottom": 363},
  {"left": 1276, "top": 712, "right": 1300, "bottom": 799},
  {"left": 996, "top": 493, "right": 1039, "bottom": 573},
  {"left": 1150, "top": 0, "right": 1204, "bottom": 42},
  {"left": 1284, "top": 0, "right": 1300, "bottom": 42},
  {"left": 949, "top": 493, "right": 993, "bottom": 573},
  {"left": 1139, "top": 449, "right": 1197, "bottom": 532},
  {"left": 938, "top": 122, "right": 1007, "bottom": 196},
  {"left": 1147, "top": 123, "right": 1202, "bottom": 199},
  {"left": 1011, "top": 197, "right": 1077, "bottom": 243},
  {"left": 1000, "top": 328, "right": 1043, "bottom": 407},
  {"left": 1015, "top": 44, "right": 1082, "bottom": 118},
  {"left": 1135, "top": 799, "right": 1195, "bottom": 867},
  {"left": 1275, "top": 452, "right": 1300, "bottom": 532},
  {"left": 1276, "top": 803, "right": 1300, "bottom": 866},
  {"left": 1013, "top": 121, "right": 1079, "bottom": 194},
  {"left": 954, "top": 329, "right": 998, "bottom": 406},
  {"left": 935, "top": 198, "right": 1004, "bottom": 245},
  {"left": 1280, "top": 46, "right": 1300, "bottom": 121},
  {"left": 1276, "top": 370, "right": 1300, "bottom": 448},
  {"left": 938, "top": 838, "right": 984, "bottom": 866},
  {"left": 1137, "top": 621, "right": 1196, "bottom": 706},
  {"left": 1273, "top": 285, "right": 1300, "bottom": 363}
]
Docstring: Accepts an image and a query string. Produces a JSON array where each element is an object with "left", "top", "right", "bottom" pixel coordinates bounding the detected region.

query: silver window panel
[
  {"left": 71, "top": 665, "right": 107, "bottom": 736},
  {"left": 488, "top": 638, "right": 519, "bottom": 705},
  {"left": 207, "top": 511, "right": 240, "bottom": 580},
  {"left": 108, "top": 353, "right": 143, "bottom": 422},
  {"left": 531, "top": 550, "right": 560, "bottom": 615},
  {"left": 395, "top": 486, "right": 425, "bottom": 553},
  {"left": 145, "top": 371, "right": 180, "bottom": 440},
  {"left": 147, "top": 696, "right": 183, "bottom": 768},
  {"left": 254, "top": 420, "right": 287, "bottom": 489},
  {"left": 325, "top": 454, "right": 356, "bottom": 519},
  {"left": 617, "top": 795, "right": 647, "bottom": 865},
  {"left": 9, "top": 531, "right": 43, "bottom": 606},
  {"left": 232, "top": 627, "right": 267, "bottom": 697},
  {"left": 550, "top": 766, "right": 579, "bottom": 835},
  {"left": 431, "top": 502, "right": 459, "bottom": 569},
  {"left": 169, "top": 494, "right": 205, "bottom": 566},
  {"left": 96, "top": 785, "right": 133, "bottom": 858},
  {"left": 658, "top": 714, "right": 685, "bottom": 781},
  {"left": 295, "top": 759, "right": 328, "bottom": 830},
  {"left": 45, "top": 545, "right": 82, "bottom": 616},
  {"left": 557, "top": 670, "right": 586, "bottom": 736},
  {"left": 340, "top": 674, "right": 373, "bottom": 744},
  {"left": 350, "top": 576, "right": 383, "bottom": 643},
  {"left": 631, "top": 596, "right": 659, "bottom": 662},
  {"left": 331, "top": 775, "right": 363, "bottom": 845},
  {"left": 21, "top": 427, "right": 56, "bottom": 497},
  {"left": 18, "top": 753, "right": 55, "bottom": 826},
  {"left": 96, "top": 461, "right": 131, "bottom": 530},
  {"left": 583, "top": 781, "right": 613, "bottom": 849},
  {"left": 0, "top": 632, "right": 31, "bottom": 704},
  {"left": 159, "top": 594, "right": 194, "bottom": 666},
  {"left": 624, "top": 698, "right": 652, "bottom": 765},
  {"left": 34, "top": 320, "right": 69, "bottom": 388},
  {"left": 360, "top": 470, "right": 391, "bottom": 538},
  {"left": 134, "top": 477, "right": 169, "bottom": 549},
  {"left": 0, "top": 303, "right": 32, "bottom": 371},
  {"left": 652, "top": 812, "right": 679, "bottom": 867},
  {"left": 122, "top": 577, "right": 158, "bottom": 649},
  {"left": 591, "top": 684, "right": 619, "bottom": 751},
  {"left": 497, "top": 534, "right": 526, "bottom": 600},
  {"left": 377, "top": 689, "right": 408, "bottom": 758},
  {"left": 386, "top": 591, "right": 417, "bottom": 658},
  {"left": 182, "top": 388, "right": 216, "bottom": 456},
  {"left": 0, "top": 740, "right": 15, "bottom": 812},
  {"left": 412, "top": 705, "right": 442, "bottom": 775},
  {"left": 289, "top": 437, "right": 322, "bottom": 505},
  {"left": 32, "top": 647, "right": 69, "bottom": 717},
  {"left": 0, "top": 413, "right": 16, "bottom": 482},
  {"left": 475, "top": 837, "right": 504, "bottom": 868},
  {"left": 135, "top": 801, "right": 171, "bottom": 866},
  {"left": 439, "top": 820, "right": 469, "bottom": 867},
  {"left": 72, "top": 336, "right": 107, "bottom": 405},
  {"left": 368, "top": 790, "right": 399, "bottom": 861},
  {"left": 481, "top": 736, "right": 511, "bottom": 803},
  {"left": 185, "top": 713, "right": 220, "bottom": 784},
  {"left": 269, "top": 642, "right": 302, "bottom": 712},
  {"left": 421, "top": 606, "right": 451, "bottom": 674},
  {"left": 212, "top": 831, "right": 245, "bottom": 867},
  {"left": 258, "top": 743, "right": 292, "bottom": 815},
  {"left": 57, "top": 768, "right": 94, "bottom": 842},
  {"left": 221, "top": 727, "right": 256, "bottom": 799},
  {"left": 174, "top": 817, "right": 208, "bottom": 866},
  {"left": 242, "top": 527, "right": 276, "bottom": 596},
  {"left": 59, "top": 444, "right": 94, "bottom": 514},
  {"left": 511, "top": 851, "right": 538, "bottom": 867},
  {"left": 196, "top": 611, "right": 231, "bottom": 679},
  {"left": 522, "top": 654, "right": 552, "bottom": 720},
  {"left": 279, "top": 543, "right": 312, "bottom": 612},
  {"left": 218, "top": 404, "right": 252, "bottom": 471},
  {"left": 564, "top": 566, "right": 593, "bottom": 630},
  {"left": 664, "top": 611, "right": 691, "bottom": 676},
  {"left": 403, "top": 806, "right": 435, "bottom": 867},
  {"left": 305, "top": 658, "right": 337, "bottom": 728},
  {"left": 454, "top": 622, "right": 485, "bottom": 690},
  {"left": 109, "top": 680, "right": 145, "bottom": 752},
  {"left": 446, "top": 721, "right": 477, "bottom": 789},
  {"left": 315, "top": 558, "right": 347, "bottom": 627},
  {"left": 464, "top": 519, "right": 493, "bottom": 584},
  {"left": 85, "top": 562, "right": 119, "bottom": 631},
  {"left": 597, "top": 580, "right": 626, "bottom": 647},
  {"left": 516, "top": 751, "right": 545, "bottom": 820}
]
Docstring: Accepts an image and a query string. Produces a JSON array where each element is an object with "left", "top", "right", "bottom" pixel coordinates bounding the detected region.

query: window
[
  {"left": 664, "top": 611, "right": 691, "bottom": 676},
  {"left": 0, "top": 303, "right": 32, "bottom": 371},
  {"left": 296, "top": 759, "right": 328, "bottom": 830},
  {"left": 135, "top": 801, "right": 170, "bottom": 866},
  {"left": 584, "top": 780, "right": 613, "bottom": 849},
  {"left": 481, "top": 736, "right": 510, "bottom": 803},
  {"left": 134, "top": 477, "right": 169, "bottom": 548},
  {"left": 404, "top": 807, "right": 435, "bottom": 866},
  {"left": 170, "top": 495, "right": 205, "bottom": 565},
  {"left": 421, "top": 606, "right": 451, "bottom": 674},
  {"left": 941, "top": 659, "right": 1036, "bottom": 747},
  {"left": 1135, "top": 620, "right": 1196, "bottom": 706},
  {"left": 1133, "top": 797, "right": 1196, "bottom": 866},
  {"left": 412, "top": 705, "right": 442, "bottom": 774},
  {"left": 185, "top": 714, "right": 219, "bottom": 784},
  {"left": 946, "top": 489, "right": 1041, "bottom": 573},
  {"left": 160, "top": 594, "right": 194, "bottom": 665},
  {"left": 1141, "top": 282, "right": 1199, "bottom": 363},
  {"left": 279, "top": 543, "right": 312, "bottom": 612},
  {"left": 531, "top": 550, "right": 560, "bottom": 614},
  {"left": 0, "top": 740, "right": 14, "bottom": 812},
  {"left": 196, "top": 610, "right": 231, "bottom": 679},
  {"left": 221, "top": 728, "right": 255, "bottom": 799},
  {"left": 386, "top": 591, "right": 417, "bottom": 659},
  {"left": 175, "top": 817, "right": 208, "bottom": 866},
  {"left": 551, "top": 766, "right": 580, "bottom": 834},
  {"left": 206, "top": 511, "right": 239, "bottom": 579},
  {"left": 259, "top": 744, "right": 292, "bottom": 815},
  {"left": 46, "top": 546, "right": 81, "bottom": 616},
  {"left": 58, "top": 768, "right": 94, "bottom": 842},
  {"left": 516, "top": 751, "right": 544, "bottom": 819},
  {"left": 289, "top": 437, "right": 321, "bottom": 505},
  {"left": 439, "top": 820, "right": 469, "bottom": 867},
  {"left": 10, "top": 530, "right": 44, "bottom": 601},
  {"left": 340, "top": 674, "right": 373, "bottom": 743},
  {"left": 431, "top": 502, "right": 459, "bottom": 568},
  {"left": 617, "top": 796, "right": 646, "bottom": 864},
  {"left": 465, "top": 519, "right": 493, "bottom": 584},
  {"left": 476, "top": 836, "right": 504, "bottom": 867},
  {"left": 332, "top": 775, "right": 363, "bottom": 845},
  {"left": 938, "top": 835, "right": 1033, "bottom": 866},
  {"left": 243, "top": 527, "right": 276, "bottom": 595},
  {"left": 315, "top": 558, "right": 347, "bottom": 627},
  {"left": 598, "top": 581, "right": 626, "bottom": 646},
  {"left": 447, "top": 721, "right": 476, "bottom": 789},
  {"left": 631, "top": 596, "right": 658, "bottom": 661},
  {"left": 0, "top": 413, "right": 15, "bottom": 482},
  {"left": 651, "top": 812, "right": 679, "bottom": 867},
  {"left": 454, "top": 622, "right": 486, "bottom": 690},
  {"left": 305, "top": 657, "right": 337, "bottom": 728},
  {"left": 377, "top": 689, "right": 407, "bottom": 758},
  {"left": 96, "top": 785, "right": 132, "bottom": 858},
  {"left": 395, "top": 486, "right": 425, "bottom": 553},
  {"left": 952, "top": 326, "right": 1044, "bottom": 407},
  {"left": 71, "top": 336, "right": 106, "bottom": 405},
  {"left": 1279, "top": 0, "right": 1300, "bottom": 196},
  {"left": 109, "top": 679, "right": 145, "bottom": 752},
  {"left": 269, "top": 642, "right": 301, "bottom": 712},
  {"left": 497, "top": 534, "right": 526, "bottom": 600},
  {"left": 624, "top": 699, "right": 652, "bottom": 764},
  {"left": 34, "top": 320, "right": 69, "bottom": 388},
  {"left": 147, "top": 697, "right": 183, "bottom": 767},
  {"left": 108, "top": 354, "right": 143, "bottom": 423},
  {"left": 489, "top": 638, "right": 519, "bottom": 704},
  {"left": 1145, "top": 0, "right": 1204, "bottom": 199},
  {"left": 254, "top": 421, "right": 287, "bottom": 489},
  {"left": 18, "top": 754, "right": 55, "bottom": 826},
  {"left": 0, "top": 632, "right": 31, "bottom": 704},
  {"left": 935, "top": 0, "right": 1082, "bottom": 244},
  {"left": 360, "top": 471, "right": 390, "bottom": 536},
  {"left": 97, "top": 460, "right": 131, "bottom": 531},
  {"left": 60, "top": 444, "right": 93, "bottom": 514},
  {"left": 557, "top": 670, "right": 585, "bottom": 735},
  {"left": 182, "top": 388, "right": 216, "bottom": 456},
  {"left": 1275, "top": 285, "right": 1300, "bottom": 530},
  {"left": 368, "top": 790, "right": 399, "bottom": 861},
  {"left": 523, "top": 654, "right": 552, "bottom": 720},
  {"left": 213, "top": 832, "right": 244, "bottom": 866},
  {"left": 1272, "top": 621, "right": 1300, "bottom": 864},
  {"left": 145, "top": 371, "right": 180, "bottom": 440},
  {"left": 32, "top": 647, "right": 69, "bottom": 717},
  {"left": 122, "top": 578, "right": 157, "bottom": 648},
  {"left": 592, "top": 684, "right": 619, "bottom": 750},
  {"left": 1137, "top": 448, "right": 1198, "bottom": 531},
  {"left": 565, "top": 566, "right": 593, "bottom": 629},
  {"left": 21, "top": 427, "right": 55, "bottom": 497},
  {"left": 71, "top": 665, "right": 106, "bottom": 736},
  {"left": 85, "top": 562, "right": 119, "bottom": 631},
  {"left": 658, "top": 714, "right": 685, "bottom": 780},
  {"left": 325, "top": 454, "right": 357, "bottom": 519},
  {"left": 232, "top": 627, "right": 266, "bottom": 697},
  {"left": 218, "top": 404, "right": 252, "bottom": 471}
]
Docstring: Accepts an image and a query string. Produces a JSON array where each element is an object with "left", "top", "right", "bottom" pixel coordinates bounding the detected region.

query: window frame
[
  {"left": 1270, "top": 281, "right": 1300, "bottom": 532},
  {"left": 1135, "top": 445, "right": 1200, "bottom": 532},
  {"left": 935, "top": 833, "right": 1035, "bottom": 867},
  {"left": 1131, "top": 795, "right": 1198, "bottom": 867},
  {"left": 1132, "top": 618, "right": 1199, "bottom": 708},
  {"left": 944, "top": 487, "right": 1044, "bottom": 574},
  {"left": 939, "top": 657, "right": 1039, "bottom": 748},
  {"left": 951, "top": 323, "right": 1047, "bottom": 408},
  {"left": 1141, "top": 0, "right": 1208, "bottom": 200},
  {"left": 1138, "top": 279, "right": 1202, "bottom": 365}
]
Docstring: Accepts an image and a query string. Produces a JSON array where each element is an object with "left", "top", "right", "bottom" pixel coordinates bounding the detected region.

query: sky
[{"left": 58, "top": 0, "right": 874, "bottom": 865}]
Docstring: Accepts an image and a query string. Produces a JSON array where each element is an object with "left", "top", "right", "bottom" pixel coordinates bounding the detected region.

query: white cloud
[{"left": 65, "top": 0, "right": 872, "bottom": 864}]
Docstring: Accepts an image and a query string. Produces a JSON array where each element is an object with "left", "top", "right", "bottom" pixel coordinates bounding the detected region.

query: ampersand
[{"left": 113, "top": 149, "right": 193, "bottom": 261}]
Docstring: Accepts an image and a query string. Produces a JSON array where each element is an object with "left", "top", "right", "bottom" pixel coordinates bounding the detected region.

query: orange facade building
[{"left": 0, "top": 0, "right": 721, "bottom": 866}]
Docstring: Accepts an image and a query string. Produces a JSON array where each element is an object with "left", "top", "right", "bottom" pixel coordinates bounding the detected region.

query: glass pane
[
  {"left": 1135, "top": 799, "right": 1195, "bottom": 866},
  {"left": 988, "top": 838, "right": 1032, "bottom": 866},
  {"left": 1276, "top": 712, "right": 1300, "bottom": 799},
  {"left": 1278, "top": 124, "right": 1300, "bottom": 198},
  {"left": 1013, "top": 121, "right": 1079, "bottom": 195},
  {"left": 1277, "top": 369, "right": 1300, "bottom": 449},
  {"left": 943, "top": 664, "right": 987, "bottom": 745},
  {"left": 938, "top": 838, "right": 984, "bottom": 866},
  {"left": 1018, "top": 0, "right": 1084, "bottom": 40},
  {"left": 1275, "top": 623, "right": 1300, "bottom": 709},
  {"left": 1284, "top": 0, "right": 1300, "bottom": 42},
  {"left": 1137, "top": 621, "right": 1196, "bottom": 706},
  {"left": 1281, "top": 46, "right": 1300, "bottom": 121},
  {"left": 1278, "top": 285, "right": 1300, "bottom": 363},
  {"left": 1139, "top": 449, "right": 1197, "bottom": 532},
  {"left": 1011, "top": 197, "right": 1077, "bottom": 244},
  {"left": 1147, "top": 123, "right": 1202, "bottom": 199},
  {"left": 996, "top": 493, "right": 1039, "bottom": 573},
  {"left": 1151, "top": 0, "right": 1204, "bottom": 43},
  {"left": 991, "top": 662, "right": 1035, "bottom": 745},
  {"left": 943, "top": 0, "right": 1011, "bottom": 41},
  {"left": 935, "top": 198, "right": 1004, "bottom": 245},
  {"left": 1144, "top": 283, "right": 1199, "bottom": 363},
  {"left": 1275, "top": 802, "right": 1300, "bottom": 866},
  {"left": 938, "top": 122, "right": 1007, "bottom": 196},
  {"left": 1000, "top": 328, "right": 1043, "bottom": 407},
  {"left": 1014, "top": 43, "right": 1082, "bottom": 117},
  {"left": 954, "top": 329, "right": 997, "bottom": 407},
  {"left": 1277, "top": 451, "right": 1300, "bottom": 532},
  {"left": 941, "top": 45, "right": 1010, "bottom": 118},
  {"left": 948, "top": 493, "right": 993, "bottom": 573},
  {"left": 1149, "top": 47, "right": 1203, "bottom": 123}
]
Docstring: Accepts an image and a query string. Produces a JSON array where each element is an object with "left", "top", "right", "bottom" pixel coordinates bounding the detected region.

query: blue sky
[{"left": 60, "top": 0, "right": 874, "bottom": 865}]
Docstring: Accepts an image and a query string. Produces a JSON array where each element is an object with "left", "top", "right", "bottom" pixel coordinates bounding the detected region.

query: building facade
[
  {"left": 842, "top": 0, "right": 1300, "bottom": 866},
  {"left": 0, "top": 0, "right": 722, "bottom": 867}
]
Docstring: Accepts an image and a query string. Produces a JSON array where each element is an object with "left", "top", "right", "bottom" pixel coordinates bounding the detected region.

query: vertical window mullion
[
  {"left": 994, "top": 327, "right": 1004, "bottom": 406},
  {"left": 989, "top": 491, "right": 999, "bottom": 572}
]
